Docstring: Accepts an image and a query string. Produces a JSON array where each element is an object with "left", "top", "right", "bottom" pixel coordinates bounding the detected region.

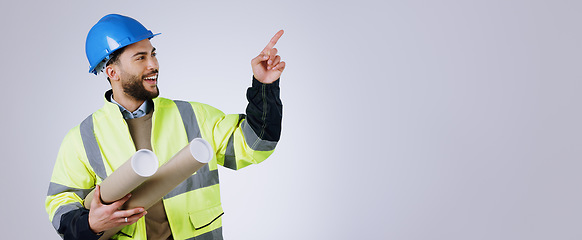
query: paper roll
[
  {"left": 84, "top": 149, "right": 159, "bottom": 208},
  {"left": 123, "top": 138, "right": 212, "bottom": 209},
  {"left": 99, "top": 138, "right": 213, "bottom": 239}
]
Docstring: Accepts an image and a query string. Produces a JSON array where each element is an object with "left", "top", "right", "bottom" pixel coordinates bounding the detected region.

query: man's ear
[{"left": 105, "top": 65, "right": 119, "bottom": 81}]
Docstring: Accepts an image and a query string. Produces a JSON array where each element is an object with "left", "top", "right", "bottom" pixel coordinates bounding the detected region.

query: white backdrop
[{"left": 1, "top": 0, "right": 581, "bottom": 239}]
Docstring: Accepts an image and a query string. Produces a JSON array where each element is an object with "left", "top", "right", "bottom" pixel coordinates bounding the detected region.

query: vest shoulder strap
[
  {"left": 80, "top": 114, "right": 108, "bottom": 180},
  {"left": 173, "top": 100, "right": 202, "bottom": 141}
]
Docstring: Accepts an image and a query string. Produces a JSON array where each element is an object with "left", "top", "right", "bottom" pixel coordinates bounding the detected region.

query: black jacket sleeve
[
  {"left": 58, "top": 208, "right": 102, "bottom": 240},
  {"left": 245, "top": 77, "right": 283, "bottom": 141}
]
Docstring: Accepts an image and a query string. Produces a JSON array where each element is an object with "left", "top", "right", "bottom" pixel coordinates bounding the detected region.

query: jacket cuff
[
  {"left": 59, "top": 208, "right": 102, "bottom": 240},
  {"left": 246, "top": 76, "right": 282, "bottom": 142},
  {"left": 77, "top": 211, "right": 102, "bottom": 239}
]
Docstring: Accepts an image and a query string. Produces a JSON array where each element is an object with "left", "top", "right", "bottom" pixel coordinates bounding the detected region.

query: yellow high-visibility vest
[{"left": 46, "top": 95, "right": 277, "bottom": 239}]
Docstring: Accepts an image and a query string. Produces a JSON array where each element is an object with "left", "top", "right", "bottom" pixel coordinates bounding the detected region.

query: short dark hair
[{"left": 105, "top": 46, "right": 127, "bottom": 82}]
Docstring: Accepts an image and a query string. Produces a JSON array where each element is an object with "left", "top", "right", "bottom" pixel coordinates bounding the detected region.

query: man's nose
[{"left": 147, "top": 57, "right": 159, "bottom": 70}]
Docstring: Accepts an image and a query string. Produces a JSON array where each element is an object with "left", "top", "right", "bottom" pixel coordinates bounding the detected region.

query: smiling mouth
[{"left": 143, "top": 74, "right": 158, "bottom": 85}]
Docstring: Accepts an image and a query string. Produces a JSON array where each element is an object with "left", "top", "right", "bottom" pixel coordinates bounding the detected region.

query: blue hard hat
[{"left": 86, "top": 14, "right": 160, "bottom": 75}]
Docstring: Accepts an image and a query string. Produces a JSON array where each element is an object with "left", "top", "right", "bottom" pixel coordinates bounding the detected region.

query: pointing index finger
[{"left": 262, "top": 30, "right": 284, "bottom": 53}]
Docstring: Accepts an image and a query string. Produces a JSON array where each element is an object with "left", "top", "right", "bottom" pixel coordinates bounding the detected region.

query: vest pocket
[{"left": 188, "top": 205, "right": 224, "bottom": 230}]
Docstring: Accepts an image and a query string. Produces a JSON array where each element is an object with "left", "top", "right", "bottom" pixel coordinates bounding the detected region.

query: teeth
[{"left": 144, "top": 75, "right": 157, "bottom": 80}]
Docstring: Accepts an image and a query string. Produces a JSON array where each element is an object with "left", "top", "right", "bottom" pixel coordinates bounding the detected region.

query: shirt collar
[{"left": 109, "top": 94, "right": 153, "bottom": 119}]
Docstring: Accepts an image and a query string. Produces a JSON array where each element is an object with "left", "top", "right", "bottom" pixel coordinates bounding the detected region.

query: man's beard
[{"left": 121, "top": 71, "right": 159, "bottom": 101}]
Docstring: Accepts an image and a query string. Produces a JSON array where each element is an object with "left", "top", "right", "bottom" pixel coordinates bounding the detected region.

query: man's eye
[{"left": 152, "top": 52, "right": 157, "bottom": 57}]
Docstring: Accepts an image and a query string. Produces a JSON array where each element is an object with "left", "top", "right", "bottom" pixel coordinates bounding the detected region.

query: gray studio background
[{"left": 1, "top": 0, "right": 581, "bottom": 239}]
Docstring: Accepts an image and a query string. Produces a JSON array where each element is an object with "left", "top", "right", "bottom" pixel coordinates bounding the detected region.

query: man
[{"left": 46, "top": 14, "right": 284, "bottom": 240}]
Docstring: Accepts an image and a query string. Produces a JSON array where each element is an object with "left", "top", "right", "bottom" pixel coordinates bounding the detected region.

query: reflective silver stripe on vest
[
  {"left": 162, "top": 100, "right": 219, "bottom": 198},
  {"left": 47, "top": 182, "right": 93, "bottom": 199},
  {"left": 241, "top": 120, "right": 277, "bottom": 151},
  {"left": 185, "top": 227, "right": 223, "bottom": 240},
  {"left": 164, "top": 165, "right": 219, "bottom": 199},
  {"left": 223, "top": 132, "right": 236, "bottom": 170},
  {"left": 174, "top": 100, "right": 202, "bottom": 141},
  {"left": 80, "top": 115, "right": 108, "bottom": 180},
  {"left": 51, "top": 202, "right": 83, "bottom": 231},
  {"left": 223, "top": 114, "right": 244, "bottom": 170}
]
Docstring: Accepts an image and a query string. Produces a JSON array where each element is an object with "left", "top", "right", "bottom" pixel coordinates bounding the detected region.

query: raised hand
[
  {"left": 251, "top": 30, "right": 286, "bottom": 84},
  {"left": 88, "top": 185, "right": 147, "bottom": 234}
]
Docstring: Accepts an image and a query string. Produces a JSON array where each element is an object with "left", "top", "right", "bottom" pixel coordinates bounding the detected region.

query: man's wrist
[{"left": 252, "top": 76, "right": 280, "bottom": 87}]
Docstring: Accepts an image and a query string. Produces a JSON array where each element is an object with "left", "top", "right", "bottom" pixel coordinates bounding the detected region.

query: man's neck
[{"left": 111, "top": 89, "right": 144, "bottom": 112}]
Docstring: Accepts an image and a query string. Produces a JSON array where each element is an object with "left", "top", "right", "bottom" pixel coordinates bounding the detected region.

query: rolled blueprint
[
  {"left": 123, "top": 138, "right": 213, "bottom": 209},
  {"left": 99, "top": 138, "right": 214, "bottom": 239},
  {"left": 84, "top": 149, "right": 159, "bottom": 208}
]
